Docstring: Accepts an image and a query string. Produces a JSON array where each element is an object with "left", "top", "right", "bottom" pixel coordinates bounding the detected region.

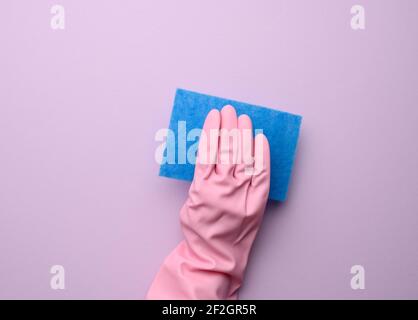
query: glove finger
[
  {"left": 234, "top": 114, "right": 253, "bottom": 179},
  {"left": 195, "top": 109, "right": 220, "bottom": 177},
  {"left": 217, "top": 105, "right": 238, "bottom": 176}
]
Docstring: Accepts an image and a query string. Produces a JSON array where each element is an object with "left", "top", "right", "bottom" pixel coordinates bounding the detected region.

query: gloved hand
[{"left": 147, "top": 105, "right": 270, "bottom": 300}]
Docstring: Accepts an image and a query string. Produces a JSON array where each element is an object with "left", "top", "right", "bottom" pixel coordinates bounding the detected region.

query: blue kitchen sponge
[{"left": 159, "top": 89, "right": 302, "bottom": 201}]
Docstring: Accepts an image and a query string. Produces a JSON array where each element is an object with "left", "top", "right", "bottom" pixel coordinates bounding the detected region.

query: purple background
[{"left": 1, "top": 0, "right": 417, "bottom": 299}]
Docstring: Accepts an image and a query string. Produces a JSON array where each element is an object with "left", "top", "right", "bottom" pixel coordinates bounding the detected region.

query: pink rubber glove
[{"left": 147, "top": 105, "right": 270, "bottom": 300}]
